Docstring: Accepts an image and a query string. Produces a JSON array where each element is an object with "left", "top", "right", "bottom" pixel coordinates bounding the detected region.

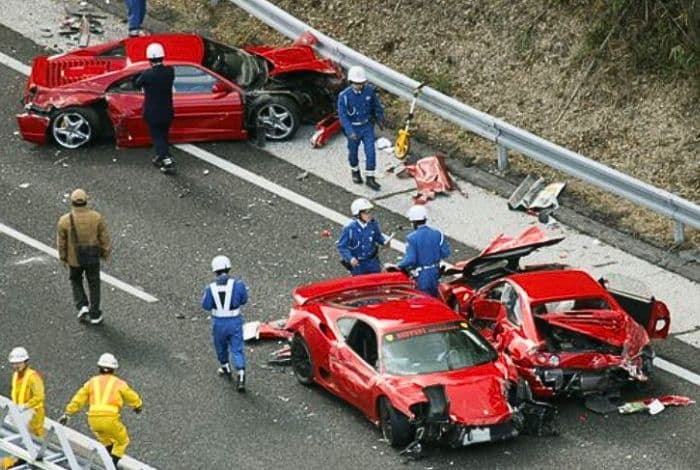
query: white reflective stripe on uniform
[{"left": 210, "top": 279, "right": 240, "bottom": 318}]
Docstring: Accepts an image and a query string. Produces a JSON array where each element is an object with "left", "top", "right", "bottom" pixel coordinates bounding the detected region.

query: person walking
[
  {"left": 337, "top": 65, "right": 385, "bottom": 191},
  {"left": 134, "top": 42, "right": 176, "bottom": 174},
  {"left": 59, "top": 353, "right": 142, "bottom": 468},
  {"left": 398, "top": 205, "right": 451, "bottom": 297},
  {"left": 125, "top": 0, "right": 147, "bottom": 37},
  {"left": 57, "top": 188, "right": 112, "bottom": 325},
  {"left": 201, "top": 255, "right": 248, "bottom": 392},
  {"left": 337, "top": 198, "right": 390, "bottom": 275}
]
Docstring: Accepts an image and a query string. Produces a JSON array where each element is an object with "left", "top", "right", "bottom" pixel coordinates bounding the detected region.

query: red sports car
[
  {"left": 285, "top": 272, "right": 552, "bottom": 450},
  {"left": 440, "top": 227, "right": 671, "bottom": 399},
  {"left": 17, "top": 33, "right": 343, "bottom": 149}
]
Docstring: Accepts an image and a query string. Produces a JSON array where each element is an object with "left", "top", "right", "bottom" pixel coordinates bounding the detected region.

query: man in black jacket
[{"left": 134, "top": 42, "right": 176, "bottom": 174}]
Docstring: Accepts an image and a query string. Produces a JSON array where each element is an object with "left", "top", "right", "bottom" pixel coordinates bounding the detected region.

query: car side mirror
[{"left": 212, "top": 80, "right": 232, "bottom": 94}]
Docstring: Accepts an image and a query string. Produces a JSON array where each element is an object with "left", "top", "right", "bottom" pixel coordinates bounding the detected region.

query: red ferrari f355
[{"left": 17, "top": 33, "right": 343, "bottom": 149}]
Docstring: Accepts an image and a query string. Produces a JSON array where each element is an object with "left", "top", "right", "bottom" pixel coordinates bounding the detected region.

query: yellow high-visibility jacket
[
  {"left": 11, "top": 367, "right": 45, "bottom": 410},
  {"left": 66, "top": 374, "right": 142, "bottom": 418}
]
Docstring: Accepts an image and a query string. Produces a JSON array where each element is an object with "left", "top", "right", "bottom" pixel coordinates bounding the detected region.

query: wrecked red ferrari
[
  {"left": 286, "top": 272, "right": 553, "bottom": 450},
  {"left": 440, "top": 226, "right": 671, "bottom": 399},
  {"left": 17, "top": 33, "right": 343, "bottom": 149}
]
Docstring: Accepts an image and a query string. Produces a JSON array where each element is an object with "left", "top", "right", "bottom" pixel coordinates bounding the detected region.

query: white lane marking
[
  {"left": 0, "top": 222, "right": 159, "bottom": 303},
  {"left": 178, "top": 144, "right": 407, "bottom": 254},
  {"left": 3, "top": 50, "right": 698, "bottom": 387},
  {"left": 655, "top": 357, "right": 700, "bottom": 387}
]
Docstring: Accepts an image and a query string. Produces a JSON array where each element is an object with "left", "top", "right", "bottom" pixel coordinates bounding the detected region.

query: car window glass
[
  {"left": 499, "top": 283, "right": 522, "bottom": 326},
  {"left": 484, "top": 282, "right": 506, "bottom": 301},
  {"left": 339, "top": 318, "right": 378, "bottom": 368},
  {"left": 532, "top": 297, "right": 610, "bottom": 315},
  {"left": 173, "top": 66, "right": 217, "bottom": 94},
  {"left": 107, "top": 74, "right": 142, "bottom": 93}
]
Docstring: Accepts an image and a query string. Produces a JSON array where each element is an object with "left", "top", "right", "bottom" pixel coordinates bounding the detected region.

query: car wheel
[
  {"left": 251, "top": 95, "right": 300, "bottom": 141},
  {"left": 50, "top": 107, "right": 100, "bottom": 149},
  {"left": 291, "top": 334, "right": 314, "bottom": 386},
  {"left": 379, "top": 397, "right": 413, "bottom": 447}
]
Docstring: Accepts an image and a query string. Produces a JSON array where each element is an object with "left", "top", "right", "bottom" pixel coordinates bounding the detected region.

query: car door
[
  {"left": 169, "top": 65, "right": 246, "bottom": 143},
  {"left": 330, "top": 318, "right": 378, "bottom": 415},
  {"left": 104, "top": 70, "right": 151, "bottom": 147}
]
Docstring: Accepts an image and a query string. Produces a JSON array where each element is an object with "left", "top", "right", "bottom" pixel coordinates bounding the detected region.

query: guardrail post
[
  {"left": 497, "top": 145, "right": 509, "bottom": 171},
  {"left": 674, "top": 221, "right": 685, "bottom": 244}
]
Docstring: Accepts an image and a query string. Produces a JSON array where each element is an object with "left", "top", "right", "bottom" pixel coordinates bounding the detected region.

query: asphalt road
[{"left": 0, "top": 24, "right": 698, "bottom": 470}]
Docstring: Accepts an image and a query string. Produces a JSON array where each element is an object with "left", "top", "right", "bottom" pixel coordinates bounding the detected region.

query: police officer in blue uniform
[
  {"left": 398, "top": 205, "right": 451, "bottom": 297},
  {"left": 337, "top": 198, "right": 390, "bottom": 275},
  {"left": 337, "top": 65, "right": 385, "bottom": 191},
  {"left": 201, "top": 255, "right": 248, "bottom": 392},
  {"left": 134, "top": 42, "right": 176, "bottom": 175}
]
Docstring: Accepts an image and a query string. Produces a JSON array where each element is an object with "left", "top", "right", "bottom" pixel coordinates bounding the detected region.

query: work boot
[
  {"left": 365, "top": 176, "right": 381, "bottom": 191},
  {"left": 151, "top": 156, "right": 162, "bottom": 167},
  {"left": 160, "top": 157, "right": 177, "bottom": 175},
  {"left": 217, "top": 363, "right": 232, "bottom": 378},
  {"left": 351, "top": 169, "right": 363, "bottom": 184},
  {"left": 236, "top": 370, "right": 246, "bottom": 393},
  {"left": 77, "top": 305, "right": 89, "bottom": 321},
  {"left": 89, "top": 310, "right": 104, "bottom": 325}
]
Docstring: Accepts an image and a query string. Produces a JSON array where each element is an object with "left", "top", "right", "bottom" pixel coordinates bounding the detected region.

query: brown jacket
[{"left": 57, "top": 206, "right": 112, "bottom": 267}]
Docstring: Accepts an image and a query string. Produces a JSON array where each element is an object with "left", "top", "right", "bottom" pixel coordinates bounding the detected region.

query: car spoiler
[{"left": 292, "top": 272, "right": 414, "bottom": 306}]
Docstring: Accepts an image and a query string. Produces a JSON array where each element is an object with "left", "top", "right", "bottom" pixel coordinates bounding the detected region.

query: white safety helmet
[
  {"left": 406, "top": 204, "right": 428, "bottom": 222},
  {"left": 146, "top": 43, "right": 165, "bottom": 60},
  {"left": 347, "top": 65, "right": 367, "bottom": 83},
  {"left": 8, "top": 347, "right": 29, "bottom": 364},
  {"left": 351, "top": 198, "right": 374, "bottom": 216},
  {"left": 211, "top": 255, "right": 232, "bottom": 273},
  {"left": 97, "top": 353, "right": 119, "bottom": 370}
]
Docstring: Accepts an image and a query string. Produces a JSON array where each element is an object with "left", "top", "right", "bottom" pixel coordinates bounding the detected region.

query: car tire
[
  {"left": 50, "top": 106, "right": 100, "bottom": 149},
  {"left": 290, "top": 334, "right": 314, "bottom": 386},
  {"left": 379, "top": 397, "right": 413, "bottom": 447},
  {"left": 250, "top": 95, "right": 300, "bottom": 141}
]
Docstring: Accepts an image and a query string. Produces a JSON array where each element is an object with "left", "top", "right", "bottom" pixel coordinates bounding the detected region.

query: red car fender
[{"left": 649, "top": 299, "right": 671, "bottom": 339}]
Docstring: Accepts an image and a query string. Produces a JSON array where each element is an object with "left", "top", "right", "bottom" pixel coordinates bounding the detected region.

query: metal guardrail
[{"left": 230, "top": 0, "right": 700, "bottom": 243}]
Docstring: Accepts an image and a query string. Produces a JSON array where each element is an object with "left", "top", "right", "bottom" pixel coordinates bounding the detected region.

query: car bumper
[
  {"left": 420, "top": 419, "right": 519, "bottom": 448},
  {"left": 530, "top": 364, "right": 646, "bottom": 397},
  {"left": 16, "top": 112, "right": 49, "bottom": 145}
]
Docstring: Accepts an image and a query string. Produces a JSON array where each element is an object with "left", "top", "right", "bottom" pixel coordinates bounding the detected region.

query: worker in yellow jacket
[
  {"left": 59, "top": 353, "right": 142, "bottom": 467},
  {"left": 3, "top": 347, "right": 45, "bottom": 469}
]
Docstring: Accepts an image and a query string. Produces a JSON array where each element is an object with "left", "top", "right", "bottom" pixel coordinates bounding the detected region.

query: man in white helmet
[
  {"left": 337, "top": 65, "right": 385, "bottom": 191},
  {"left": 337, "top": 198, "right": 391, "bottom": 275},
  {"left": 398, "top": 205, "right": 451, "bottom": 297},
  {"left": 201, "top": 255, "right": 249, "bottom": 391},
  {"left": 59, "top": 353, "right": 142, "bottom": 467},
  {"left": 134, "top": 42, "right": 176, "bottom": 174}
]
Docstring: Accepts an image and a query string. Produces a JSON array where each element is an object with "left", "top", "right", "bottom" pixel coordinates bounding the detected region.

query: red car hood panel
[
  {"left": 247, "top": 46, "right": 337, "bottom": 76},
  {"left": 539, "top": 310, "right": 648, "bottom": 353},
  {"left": 385, "top": 363, "right": 511, "bottom": 425}
]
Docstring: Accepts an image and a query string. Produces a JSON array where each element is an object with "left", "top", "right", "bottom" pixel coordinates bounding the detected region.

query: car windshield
[
  {"left": 382, "top": 322, "right": 497, "bottom": 376},
  {"left": 202, "top": 38, "right": 266, "bottom": 87}
]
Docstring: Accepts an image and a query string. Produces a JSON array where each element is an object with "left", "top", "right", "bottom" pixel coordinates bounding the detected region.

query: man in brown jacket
[{"left": 57, "top": 189, "right": 112, "bottom": 325}]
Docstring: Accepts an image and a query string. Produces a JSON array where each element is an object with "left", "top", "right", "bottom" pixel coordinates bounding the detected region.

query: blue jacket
[
  {"left": 337, "top": 219, "right": 387, "bottom": 263},
  {"left": 337, "top": 84, "right": 385, "bottom": 135},
  {"left": 202, "top": 274, "right": 248, "bottom": 312},
  {"left": 398, "top": 225, "right": 451, "bottom": 271},
  {"left": 134, "top": 64, "right": 175, "bottom": 124}
]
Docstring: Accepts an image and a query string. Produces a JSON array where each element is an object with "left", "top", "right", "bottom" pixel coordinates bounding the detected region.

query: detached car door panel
[{"left": 105, "top": 74, "right": 150, "bottom": 147}]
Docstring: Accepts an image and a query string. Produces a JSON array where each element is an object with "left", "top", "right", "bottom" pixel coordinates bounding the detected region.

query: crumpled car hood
[
  {"left": 247, "top": 46, "right": 337, "bottom": 76},
  {"left": 385, "top": 363, "right": 512, "bottom": 425},
  {"left": 539, "top": 309, "right": 648, "bottom": 355}
]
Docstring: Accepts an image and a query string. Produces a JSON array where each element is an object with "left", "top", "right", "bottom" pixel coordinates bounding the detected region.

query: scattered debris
[
  {"left": 508, "top": 175, "right": 566, "bottom": 222},
  {"left": 310, "top": 112, "right": 341, "bottom": 148},
  {"left": 243, "top": 319, "right": 292, "bottom": 342},
  {"left": 203, "top": 169, "right": 210, "bottom": 175},
  {"left": 404, "top": 154, "right": 455, "bottom": 204},
  {"left": 268, "top": 345, "right": 291, "bottom": 365},
  {"left": 296, "top": 171, "right": 309, "bottom": 180},
  {"left": 618, "top": 395, "right": 695, "bottom": 415},
  {"left": 584, "top": 394, "right": 619, "bottom": 414},
  {"left": 320, "top": 229, "right": 331, "bottom": 238}
]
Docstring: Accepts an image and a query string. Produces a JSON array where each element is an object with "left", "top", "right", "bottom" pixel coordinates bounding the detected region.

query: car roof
[
  {"left": 124, "top": 34, "right": 205, "bottom": 64},
  {"left": 327, "top": 294, "right": 463, "bottom": 334},
  {"left": 508, "top": 269, "right": 606, "bottom": 302}
]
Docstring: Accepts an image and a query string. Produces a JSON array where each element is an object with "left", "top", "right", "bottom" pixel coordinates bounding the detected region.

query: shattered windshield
[
  {"left": 382, "top": 322, "right": 497, "bottom": 376},
  {"left": 202, "top": 38, "right": 266, "bottom": 88}
]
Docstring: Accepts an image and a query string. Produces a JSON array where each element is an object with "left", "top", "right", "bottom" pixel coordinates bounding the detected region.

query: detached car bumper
[{"left": 16, "top": 112, "right": 49, "bottom": 145}]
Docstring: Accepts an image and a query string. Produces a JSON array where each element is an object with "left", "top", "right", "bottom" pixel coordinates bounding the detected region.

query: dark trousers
[
  {"left": 146, "top": 119, "right": 172, "bottom": 160},
  {"left": 69, "top": 265, "right": 101, "bottom": 314},
  {"left": 125, "top": 0, "right": 146, "bottom": 31}
]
